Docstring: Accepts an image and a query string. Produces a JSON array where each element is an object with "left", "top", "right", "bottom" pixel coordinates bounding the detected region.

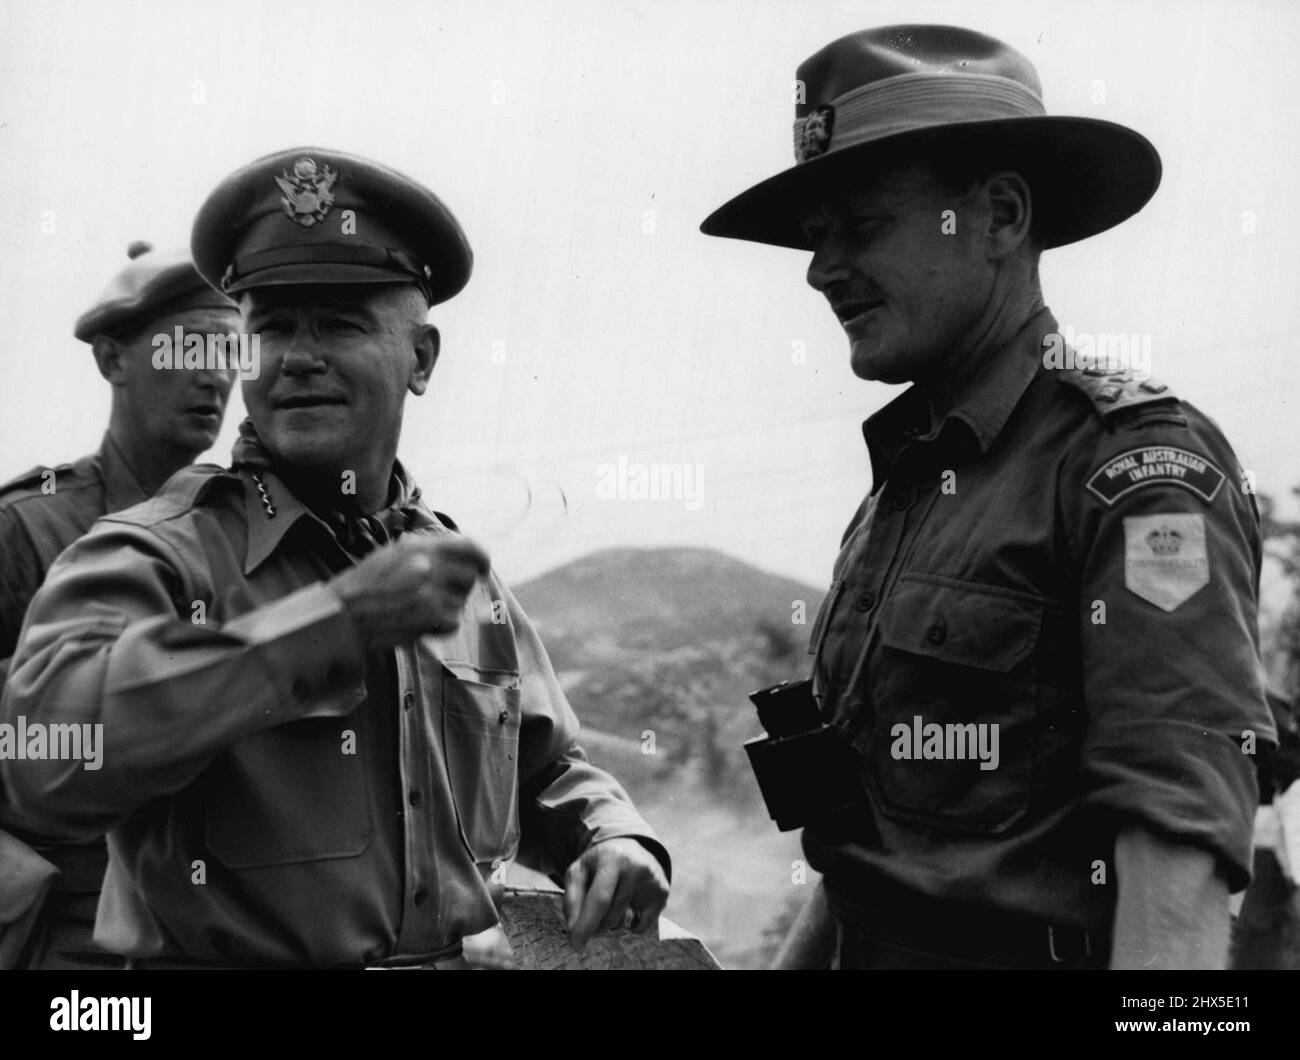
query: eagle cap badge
[{"left": 275, "top": 157, "right": 337, "bottom": 228}]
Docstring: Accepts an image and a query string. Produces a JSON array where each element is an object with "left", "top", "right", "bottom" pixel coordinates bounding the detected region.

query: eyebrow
[{"left": 246, "top": 300, "right": 381, "bottom": 327}]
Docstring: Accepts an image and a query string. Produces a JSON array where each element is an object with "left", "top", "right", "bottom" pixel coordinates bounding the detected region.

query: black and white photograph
[{"left": 0, "top": 0, "right": 1296, "bottom": 1040}]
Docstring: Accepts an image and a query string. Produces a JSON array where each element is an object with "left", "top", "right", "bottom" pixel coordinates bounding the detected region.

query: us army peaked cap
[{"left": 192, "top": 147, "right": 472, "bottom": 307}]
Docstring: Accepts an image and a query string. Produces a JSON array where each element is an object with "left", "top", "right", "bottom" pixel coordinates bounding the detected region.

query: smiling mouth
[
  {"left": 832, "top": 301, "right": 883, "bottom": 326},
  {"left": 276, "top": 396, "right": 347, "bottom": 410},
  {"left": 186, "top": 404, "right": 221, "bottom": 417}
]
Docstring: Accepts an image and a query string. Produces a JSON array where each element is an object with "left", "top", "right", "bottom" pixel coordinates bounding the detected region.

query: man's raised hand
[{"left": 330, "top": 535, "right": 491, "bottom": 650}]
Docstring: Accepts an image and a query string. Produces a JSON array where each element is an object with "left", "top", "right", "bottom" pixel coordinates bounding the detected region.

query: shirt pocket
[
  {"left": 202, "top": 692, "right": 373, "bottom": 868},
  {"left": 865, "top": 572, "right": 1046, "bottom": 834},
  {"left": 806, "top": 578, "right": 845, "bottom": 661},
  {"left": 440, "top": 664, "right": 522, "bottom": 868}
]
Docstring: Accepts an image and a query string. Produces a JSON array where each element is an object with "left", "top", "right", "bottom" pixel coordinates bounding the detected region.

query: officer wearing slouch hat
[
  {"left": 1, "top": 147, "right": 669, "bottom": 967},
  {"left": 704, "top": 25, "right": 1275, "bottom": 969},
  {"left": 0, "top": 243, "right": 238, "bottom": 968}
]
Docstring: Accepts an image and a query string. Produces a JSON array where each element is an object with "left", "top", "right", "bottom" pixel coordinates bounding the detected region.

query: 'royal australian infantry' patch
[{"left": 1086, "top": 446, "right": 1225, "bottom": 507}]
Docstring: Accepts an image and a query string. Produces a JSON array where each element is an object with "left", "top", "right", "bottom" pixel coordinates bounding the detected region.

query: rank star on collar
[{"left": 275, "top": 157, "right": 337, "bottom": 227}]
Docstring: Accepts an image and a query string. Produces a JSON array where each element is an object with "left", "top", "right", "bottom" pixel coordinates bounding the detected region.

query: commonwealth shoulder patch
[{"left": 1086, "top": 446, "right": 1225, "bottom": 507}]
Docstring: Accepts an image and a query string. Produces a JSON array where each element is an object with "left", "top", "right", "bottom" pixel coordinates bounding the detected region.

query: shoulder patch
[
  {"left": 1123, "top": 513, "right": 1210, "bottom": 611},
  {"left": 1056, "top": 368, "right": 1180, "bottom": 422},
  {"left": 1086, "top": 445, "right": 1226, "bottom": 507}
]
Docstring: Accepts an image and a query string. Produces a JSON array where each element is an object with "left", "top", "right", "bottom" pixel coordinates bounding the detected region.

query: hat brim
[
  {"left": 222, "top": 262, "right": 424, "bottom": 297},
  {"left": 700, "top": 116, "right": 1161, "bottom": 250}
]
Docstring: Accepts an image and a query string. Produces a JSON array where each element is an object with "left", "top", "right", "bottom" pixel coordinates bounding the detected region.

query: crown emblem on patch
[
  {"left": 1145, "top": 526, "right": 1183, "bottom": 555},
  {"left": 795, "top": 105, "right": 836, "bottom": 163},
  {"left": 275, "top": 157, "right": 337, "bottom": 228}
]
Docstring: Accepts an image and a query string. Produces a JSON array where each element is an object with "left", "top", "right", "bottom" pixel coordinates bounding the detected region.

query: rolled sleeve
[
  {"left": 0, "top": 524, "right": 366, "bottom": 839},
  {"left": 1067, "top": 423, "right": 1275, "bottom": 892}
]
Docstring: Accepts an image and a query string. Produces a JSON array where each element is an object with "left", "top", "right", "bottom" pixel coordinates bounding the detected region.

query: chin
[
  {"left": 169, "top": 427, "right": 219, "bottom": 456},
  {"left": 850, "top": 344, "right": 901, "bottom": 383},
  {"left": 266, "top": 429, "right": 345, "bottom": 472}
]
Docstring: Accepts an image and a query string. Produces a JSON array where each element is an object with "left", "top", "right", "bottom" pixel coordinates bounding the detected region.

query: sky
[{"left": 1, "top": 0, "right": 1297, "bottom": 590}]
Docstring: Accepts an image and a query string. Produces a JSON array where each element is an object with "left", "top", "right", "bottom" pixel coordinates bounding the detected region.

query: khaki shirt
[
  {"left": 805, "top": 308, "right": 1275, "bottom": 932},
  {"left": 0, "top": 435, "right": 146, "bottom": 966},
  {"left": 1, "top": 431, "right": 667, "bottom": 966},
  {"left": 0, "top": 434, "right": 148, "bottom": 688}
]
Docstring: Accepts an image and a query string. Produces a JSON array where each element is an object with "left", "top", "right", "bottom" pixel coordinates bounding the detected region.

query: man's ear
[
  {"left": 90, "top": 335, "right": 128, "bottom": 386},
  {"left": 408, "top": 324, "right": 441, "bottom": 396},
  {"left": 983, "top": 170, "right": 1034, "bottom": 260}
]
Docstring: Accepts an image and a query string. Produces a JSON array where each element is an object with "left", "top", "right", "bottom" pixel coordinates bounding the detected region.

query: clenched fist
[{"left": 329, "top": 534, "right": 491, "bottom": 651}]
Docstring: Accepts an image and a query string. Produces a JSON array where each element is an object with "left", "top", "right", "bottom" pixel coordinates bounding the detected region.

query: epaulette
[
  {"left": 1056, "top": 367, "right": 1185, "bottom": 428},
  {"left": 100, "top": 463, "right": 239, "bottom": 527},
  {"left": 0, "top": 461, "right": 77, "bottom": 503}
]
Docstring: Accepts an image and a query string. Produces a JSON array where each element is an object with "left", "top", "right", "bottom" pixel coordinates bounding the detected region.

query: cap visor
[{"left": 224, "top": 261, "right": 420, "bottom": 295}]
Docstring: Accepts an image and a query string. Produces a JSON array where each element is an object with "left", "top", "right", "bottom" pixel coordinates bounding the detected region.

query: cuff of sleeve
[
  {"left": 223, "top": 582, "right": 367, "bottom": 719},
  {"left": 1081, "top": 720, "right": 1264, "bottom": 892},
  {"left": 591, "top": 832, "right": 673, "bottom": 883}
]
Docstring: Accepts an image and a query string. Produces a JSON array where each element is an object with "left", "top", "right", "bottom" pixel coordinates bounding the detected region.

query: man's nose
[
  {"left": 279, "top": 332, "right": 327, "bottom": 376},
  {"left": 806, "top": 233, "right": 851, "bottom": 293},
  {"left": 192, "top": 364, "right": 235, "bottom": 393}
]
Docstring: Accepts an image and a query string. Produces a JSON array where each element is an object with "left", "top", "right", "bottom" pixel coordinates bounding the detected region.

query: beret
[
  {"left": 191, "top": 147, "right": 473, "bottom": 307},
  {"left": 73, "top": 242, "right": 237, "bottom": 343}
]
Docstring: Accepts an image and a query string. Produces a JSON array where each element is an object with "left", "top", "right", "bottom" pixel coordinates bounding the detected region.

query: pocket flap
[{"left": 878, "top": 574, "right": 1044, "bottom": 672}]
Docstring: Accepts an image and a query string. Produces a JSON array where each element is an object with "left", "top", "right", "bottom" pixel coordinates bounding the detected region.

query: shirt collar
[
  {"left": 231, "top": 419, "right": 441, "bottom": 574},
  {"left": 862, "top": 307, "right": 1057, "bottom": 490},
  {"left": 98, "top": 433, "right": 151, "bottom": 513}
]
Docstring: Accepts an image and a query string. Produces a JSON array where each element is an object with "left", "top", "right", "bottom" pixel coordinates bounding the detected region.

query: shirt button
[
  {"left": 497, "top": 709, "right": 509, "bottom": 725},
  {"left": 890, "top": 494, "right": 909, "bottom": 512},
  {"left": 408, "top": 790, "right": 422, "bottom": 807},
  {"left": 413, "top": 887, "right": 428, "bottom": 906},
  {"left": 927, "top": 619, "right": 947, "bottom": 646},
  {"left": 854, "top": 591, "right": 875, "bottom": 613},
  {"left": 402, "top": 691, "right": 415, "bottom": 711}
]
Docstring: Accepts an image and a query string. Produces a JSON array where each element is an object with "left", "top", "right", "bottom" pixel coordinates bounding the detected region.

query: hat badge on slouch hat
[
  {"left": 702, "top": 23, "right": 1163, "bottom": 250},
  {"left": 275, "top": 158, "right": 338, "bottom": 228},
  {"left": 795, "top": 106, "right": 836, "bottom": 163}
]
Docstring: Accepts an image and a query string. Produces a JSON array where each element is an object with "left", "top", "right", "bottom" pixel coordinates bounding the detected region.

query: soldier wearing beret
[
  {"left": 0, "top": 243, "right": 238, "bottom": 968},
  {"left": 703, "top": 25, "right": 1275, "bottom": 969},
  {"left": 1, "top": 147, "right": 670, "bottom": 967}
]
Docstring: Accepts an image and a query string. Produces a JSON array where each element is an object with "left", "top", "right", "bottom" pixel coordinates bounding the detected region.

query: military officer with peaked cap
[
  {"left": 1, "top": 147, "right": 670, "bottom": 967},
  {"left": 702, "top": 25, "right": 1275, "bottom": 969},
  {"left": 0, "top": 242, "right": 239, "bottom": 968}
]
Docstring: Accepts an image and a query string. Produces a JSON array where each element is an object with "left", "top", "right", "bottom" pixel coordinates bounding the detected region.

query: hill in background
[{"left": 513, "top": 547, "right": 826, "bottom": 967}]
